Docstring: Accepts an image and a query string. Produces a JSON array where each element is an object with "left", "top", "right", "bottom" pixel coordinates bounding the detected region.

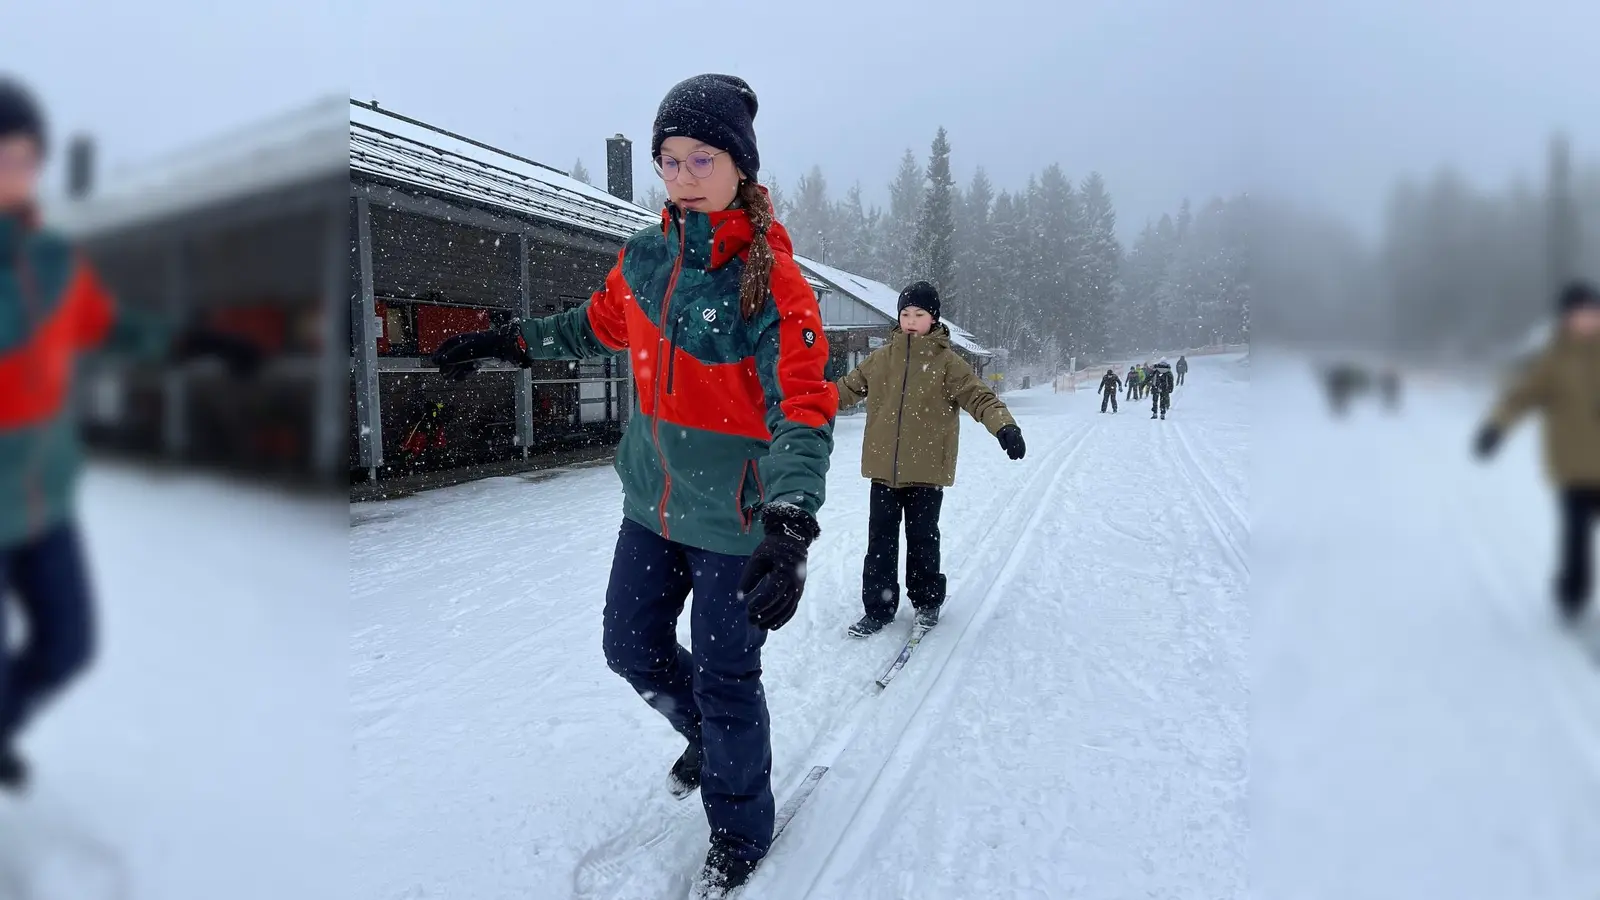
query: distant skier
[
  {"left": 1125, "top": 365, "right": 1138, "bottom": 401},
  {"left": 1474, "top": 280, "right": 1600, "bottom": 626},
  {"left": 1099, "top": 368, "right": 1121, "bottom": 413},
  {"left": 835, "top": 281, "right": 1024, "bottom": 639},
  {"left": 0, "top": 77, "right": 262, "bottom": 793},
  {"left": 1150, "top": 358, "right": 1176, "bottom": 419},
  {"left": 1176, "top": 355, "right": 1189, "bottom": 386},
  {"left": 429, "top": 74, "right": 834, "bottom": 895}
]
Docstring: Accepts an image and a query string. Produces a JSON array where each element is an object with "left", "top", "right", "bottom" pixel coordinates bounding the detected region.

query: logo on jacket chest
[
  {"left": 803, "top": 328, "right": 817, "bottom": 348},
  {"left": 701, "top": 308, "right": 717, "bottom": 323}
]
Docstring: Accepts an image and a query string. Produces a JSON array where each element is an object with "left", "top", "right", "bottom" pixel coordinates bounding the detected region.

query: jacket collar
[
  {"left": 894, "top": 322, "right": 952, "bottom": 351},
  {"left": 658, "top": 185, "right": 792, "bottom": 271}
]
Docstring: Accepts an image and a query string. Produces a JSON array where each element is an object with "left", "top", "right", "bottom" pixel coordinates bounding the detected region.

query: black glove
[
  {"left": 739, "top": 503, "right": 821, "bottom": 631},
  {"left": 170, "top": 328, "right": 263, "bottom": 379},
  {"left": 430, "top": 322, "right": 531, "bottom": 381},
  {"left": 1474, "top": 424, "right": 1501, "bottom": 459},
  {"left": 997, "top": 423, "right": 1026, "bottom": 460}
]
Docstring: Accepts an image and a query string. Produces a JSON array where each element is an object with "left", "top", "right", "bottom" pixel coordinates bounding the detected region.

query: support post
[
  {"left": 515, "top": 232, "right": 534, "bottom": 459},
  {"left": 353, "top": 197, "right": 384, "bottom": 480},
  {"left": 314, "top": 199, "right": 348, "bottom": 483},
  {"left": 163, "top": 241, "right": 188, "bottom": 458}
]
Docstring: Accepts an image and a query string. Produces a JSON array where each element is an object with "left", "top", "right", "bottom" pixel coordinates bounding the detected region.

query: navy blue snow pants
[
  {"left": 601, "top": 517, "right": 774, "bottom": 862},
  {"left": 0, "top": 521, "right": 96, "bottom": 745}
]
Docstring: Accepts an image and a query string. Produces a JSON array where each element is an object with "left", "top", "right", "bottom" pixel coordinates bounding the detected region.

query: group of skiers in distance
[{"left": 1097, "top": 355, "right": 1188, "bottom": 419}]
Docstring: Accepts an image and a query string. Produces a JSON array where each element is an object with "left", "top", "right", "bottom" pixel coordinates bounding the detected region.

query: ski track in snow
[{"left": 352, "top": 353, "right": 1250, "bottom": 900}]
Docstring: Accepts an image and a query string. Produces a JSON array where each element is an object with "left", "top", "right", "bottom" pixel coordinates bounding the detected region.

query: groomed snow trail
[
  {"left": 1250, "top": 352, "right": 1600, "bottom": 900},
  {"left": 352, "top": 354, "right": 1250, "bottom": 899}
]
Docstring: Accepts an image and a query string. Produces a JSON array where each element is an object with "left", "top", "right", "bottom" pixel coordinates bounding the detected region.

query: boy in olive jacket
[
  {"left": 1475, "top": 280, "right": 1600, "bottom": 625},
  {"left": 835, "top": 282, "right": 1025, "bottom": 637}
]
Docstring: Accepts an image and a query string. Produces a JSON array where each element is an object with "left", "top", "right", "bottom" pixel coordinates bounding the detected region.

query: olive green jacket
[{"left": 836, "top": 324, "right": 1016, "bottom": 488}]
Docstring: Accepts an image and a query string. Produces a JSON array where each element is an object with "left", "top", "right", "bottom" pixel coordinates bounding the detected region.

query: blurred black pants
[
  {"left": 1558, "top": 488, "right": 1599, "bottom": 613},
  {"left": 0, "top": 520, "right": 96, "bottom": 745}
]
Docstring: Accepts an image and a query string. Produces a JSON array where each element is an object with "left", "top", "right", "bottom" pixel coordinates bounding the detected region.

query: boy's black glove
[
  {"left": 430, "top": 322, "right": 531, "bottom": 381},
  {"left": 997, "top": 423, "right": 1026, "bottom": 460},
  {"left": 740, "top": 503, "right": 821, "bottom": 632},
  {"left": 1473, "top": 424, "right": 1501, "bottom": 460},
  {"left": 170, "top": 327, "right": 263, "bottom": 379}
]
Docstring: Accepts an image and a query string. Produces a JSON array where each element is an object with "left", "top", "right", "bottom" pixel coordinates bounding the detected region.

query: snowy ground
[
  {"left": 352, "top": 353, "right": 1251, "bottom": 899},
  {"left": 0, "top": 465, "right": 345, "bottom": 900},
  {"left": 11, "top": 350, "right": 1591, "bottom": 898},
  {"left": 1250, "top": 351, "right": 1600, "bottom": 900}
]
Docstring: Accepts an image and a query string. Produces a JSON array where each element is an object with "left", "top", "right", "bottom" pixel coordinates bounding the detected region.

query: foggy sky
[{"left": 7, "top": 0, "right": 1598, "bottom": 244}]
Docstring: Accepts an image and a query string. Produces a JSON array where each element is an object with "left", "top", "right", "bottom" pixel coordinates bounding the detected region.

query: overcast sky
[{"left": 6, "top": 0, "right": 1597, "bottom": 244}]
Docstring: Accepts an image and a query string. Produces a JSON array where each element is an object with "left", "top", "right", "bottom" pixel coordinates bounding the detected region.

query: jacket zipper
[
  {"left": 890, "top": 331, "right": 913, "bottom": 488},
  {"left": 651, "top": 208, "right": 688, "bottom": 537}
]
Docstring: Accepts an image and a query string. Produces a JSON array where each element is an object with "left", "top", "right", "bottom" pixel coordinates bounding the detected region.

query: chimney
[
  {"left": 67, "top": 134, "right": 95, "bottom": 200},
  {"left": 606, "top": 134, "right": 633, "bottom": 204}
]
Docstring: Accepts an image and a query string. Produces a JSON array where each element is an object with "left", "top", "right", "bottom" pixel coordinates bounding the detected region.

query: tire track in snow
[{"left": 765, "top": 421, "right": 1100, "bottom": 900}]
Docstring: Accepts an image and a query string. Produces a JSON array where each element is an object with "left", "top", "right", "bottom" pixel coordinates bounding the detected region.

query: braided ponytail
[{"left": 737, "top": 180, "right": 776, "bottom": 321}]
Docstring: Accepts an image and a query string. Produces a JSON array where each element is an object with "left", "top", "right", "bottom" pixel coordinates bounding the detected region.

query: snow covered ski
[
  {"left": 876, "top": 622, "right": 932, "bottom": 689},
  {"left": 688, "top": 765, "right": 828, "bottom": 899}
]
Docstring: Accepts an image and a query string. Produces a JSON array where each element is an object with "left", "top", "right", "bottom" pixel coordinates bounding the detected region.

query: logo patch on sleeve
[{"left": 802, "top": 328, "right": 817, "bottom": 348}]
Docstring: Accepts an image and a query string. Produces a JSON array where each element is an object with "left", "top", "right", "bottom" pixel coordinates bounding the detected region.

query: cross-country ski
[{"left": 875, "top": 624, "right": 932, "bottom": 689}]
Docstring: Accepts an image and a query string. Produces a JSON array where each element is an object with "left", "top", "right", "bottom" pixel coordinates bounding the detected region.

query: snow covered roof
[
  {"left": 792, "top": 256, "right": 992, "bottom": 357},
  {"left": 44, "top": 95, "right": 349, "bottom": 236},
  {"left": 351, "top": 99, "right": 661, "bottom": 241}
]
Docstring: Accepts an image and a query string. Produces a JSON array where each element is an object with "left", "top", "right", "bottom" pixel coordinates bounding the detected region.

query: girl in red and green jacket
[
  {"left": 431, "top": 74, "right": 836, "bottom": 896},
  {"left": 0, "top": 77, "right": 259, "bottom": 793}
]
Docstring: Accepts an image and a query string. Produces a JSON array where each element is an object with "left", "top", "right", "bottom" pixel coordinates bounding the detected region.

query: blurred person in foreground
[
  {"left": 1474, "top": 280, "right": 1600, "bottom": 627},
  {"left": 0, "top": 76, "right": 260, "bottom": 793}
]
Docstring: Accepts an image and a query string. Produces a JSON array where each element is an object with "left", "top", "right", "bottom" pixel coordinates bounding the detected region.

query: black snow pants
[
  {"left": 1152, "top": 390, "right": 1171, "bottom": 418},
  {"left": 1101, "top": 389, "right": 1118, "bottom": 412},
  {"left": 863, "top": 483, "right": 946, "bottom": 622},
  {"left": 1557, "top": 487, "right": 1599, "bottom": 615}
]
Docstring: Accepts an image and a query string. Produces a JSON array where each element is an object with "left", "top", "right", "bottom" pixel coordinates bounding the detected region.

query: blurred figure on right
[{"left": 1474, "top": 280, "right": 1600, "bottom": 626}]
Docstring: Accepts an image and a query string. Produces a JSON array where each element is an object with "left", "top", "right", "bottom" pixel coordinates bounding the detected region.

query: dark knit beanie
[
  {"left": 651, "top": 74, "right": 760, "bottom": 182},
  {"left": 0, "top": 77, "right": 46, "bottom": 155},
  {"left": 898, "top": 281, "right": 941, "bottom": 321},
  {"left": 1557, "top": 279, "right": 1600, "bottom": 314}
]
